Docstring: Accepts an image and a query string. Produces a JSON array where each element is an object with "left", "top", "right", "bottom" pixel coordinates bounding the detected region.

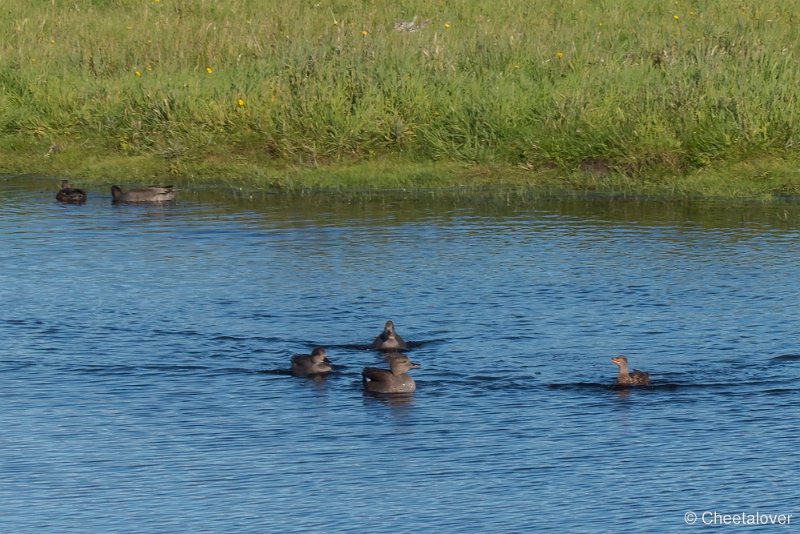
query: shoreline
[
  {"left": 2, "top": 144, "right": 800, "bottom": 202},
  {"left": 5, "top": 1, "right": 800, "bottom": 203}
]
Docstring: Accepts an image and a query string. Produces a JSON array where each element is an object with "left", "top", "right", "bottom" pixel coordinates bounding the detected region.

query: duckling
[
  {"left": 56, "top": 180, "right": 87, "bottom": 203},
  {"left": 111, "top": 185, "right": 176, "bottom": 203},
  {"left": 611, "top": 355, "right": 651, "bottom": 386},
  {"left": 290, "top": 347, "right": 333, "bottom": 378},
  {"left": 362, "top": 354, "right": 420, "bottom": 394},
  {"left": 372, "top": 320, "right": 407, "bottom": 350}
]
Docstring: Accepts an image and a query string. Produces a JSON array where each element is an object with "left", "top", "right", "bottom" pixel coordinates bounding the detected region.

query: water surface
[{"left": 2, "top": 177, "right": 799, "bottom": 532}]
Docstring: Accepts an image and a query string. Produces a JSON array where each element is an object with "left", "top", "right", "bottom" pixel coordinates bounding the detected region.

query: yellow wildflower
[
  {"left": 444, "top": 22, "right": 451, "bottom": 29},
  {"left": 673, "top": 15, "right": 679, "bottom": 21},
  {"left": 237, "top": 98, "right": 245, "bottom": 107},
  {"left": 135, "top": 70, "right": 142, "bottom": 77},
  {"left": 206, "top": 66, "right": 213, "bottom": 74},
  {"left": 557, "top": 51, "right": 564, "bottom": 59},
  {"left": 361, "top": 30, "right": 369, "bottom": 37}
]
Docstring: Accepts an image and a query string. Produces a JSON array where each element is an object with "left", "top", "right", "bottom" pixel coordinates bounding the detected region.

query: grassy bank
[{"left": 2, "top": 0, "right": 800, "bottom": 197}]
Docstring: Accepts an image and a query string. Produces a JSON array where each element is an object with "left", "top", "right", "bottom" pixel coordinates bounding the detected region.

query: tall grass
[{"left": 2, "top": 0, "right": 800, "bottom": 184}]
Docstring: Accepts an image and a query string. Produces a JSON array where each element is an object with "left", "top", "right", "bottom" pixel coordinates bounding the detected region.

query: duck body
[
  {"left": 372, "top": 320, "right": 407, "bottom": 350},
  {"left": 111, "top": 185, "right": 176, "bottom": 203},
  {"left": 611, "top": 355, "right": 651, "bottom": 386},
  {"left": 362, "top": 354, "right": 420, "bottom": 394},
  {"left": 291, "top": 347, "right": 333, "bottom": 378},
  {"left": 56, "top": 180, "right": 87, "bottom": 203}
]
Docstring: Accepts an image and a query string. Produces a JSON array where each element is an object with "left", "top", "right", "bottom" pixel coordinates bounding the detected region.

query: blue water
[{"left": 2, "top": 177, "right": 799, "bottom": 532}]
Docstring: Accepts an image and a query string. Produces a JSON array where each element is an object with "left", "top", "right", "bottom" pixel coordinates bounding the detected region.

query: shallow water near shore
[{"left": 2, "top": 176, "right": 799, "bottom": 532}]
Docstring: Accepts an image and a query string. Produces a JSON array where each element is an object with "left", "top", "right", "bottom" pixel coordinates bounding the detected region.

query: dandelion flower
[
  {"left": 557, "top": 51, "right": 564, "bottom": 59},
  {"left": 237, "top": 98, "right": 245, "bottom": 107},
  {"left": 361, "top": 30, "right": 369, "bottom": 37},
  {"left": 206, "top": 66, "right": 213, "bottom": 74},
  {"left": 135, "top": 70, "right": 142, "bottom": 77},
  {"left": 444, "top": 22, "right": 451, "bottom": 29},
  {"left": 673, "top": 15, "right": 679, "bottom": 21}
]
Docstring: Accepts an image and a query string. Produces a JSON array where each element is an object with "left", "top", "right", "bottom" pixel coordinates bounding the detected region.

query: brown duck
[
  {"left": 611, "top": 355, "right": 651, "bottom": 386},
  {"left": 291, "top": 347, "right": 333, "bottom": 378},
  {"left": 362, "top": 354, "right": 420, "bottom": 394},
  {"left": 56, "top": 180, "right": 87, "bottom": 203},
  {"left": 111, "top": 185, "right": 176, "bottom": 203},
  {"left": 372, "top": 320, "right": 407, "bottom": 350}
]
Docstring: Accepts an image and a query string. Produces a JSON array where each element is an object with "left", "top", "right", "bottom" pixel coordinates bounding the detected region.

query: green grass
[{"left": 2, "top": 0, "right": 800, "bottom": 198}]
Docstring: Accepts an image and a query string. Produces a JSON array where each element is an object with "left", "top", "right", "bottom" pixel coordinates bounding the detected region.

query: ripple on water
[{"left": 2, "top": 180, "right": 800, "bottom": 532}]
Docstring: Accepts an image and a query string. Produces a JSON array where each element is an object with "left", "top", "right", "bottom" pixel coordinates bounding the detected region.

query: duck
[
  {"left": 111, "top": 185, "right": 176, "bottom": 203},
  {"left": 611, "top": 355, "right": 651, "bottom": 386},
  {"left": 372, "top": 320, "right": 407, "bottom": 350},
  {"left": 290, "top": 347, "right": 333, "bottom": 378},
  {"left": 362, "top": 354, "right": 420, "bottom": 394},
  {"left": 56, "top": 180, "right": 87, "bottom": 203}
]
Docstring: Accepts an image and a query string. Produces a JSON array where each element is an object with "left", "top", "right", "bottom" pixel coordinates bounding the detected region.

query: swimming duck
[
  {"left": 291, "top": 347, "right": 333, "bottom": 378},
  {"left": 611, "top": 355, "right": 651, "bottom": 386},
  {"left": 362, "top": 354, "right": 420, "bottom": 394},
  {"left": 56, "top": 180, "right": 87, "bottom": 203},
  {"left": 372, "top": 320, "right": 407, "bottom": 350},
  {"left": 111, "top": 185, "right": 176, "bottom": 203}
]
